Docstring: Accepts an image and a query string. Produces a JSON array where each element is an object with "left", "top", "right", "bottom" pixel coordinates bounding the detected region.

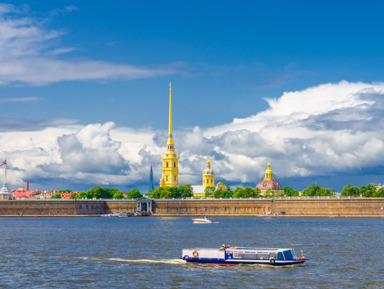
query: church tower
[
  {"left": 160, "top": 83, "right": 179, "bottom": 187},
  {"left": 202, "top": 158, "right": 215, "bottom": 188}
]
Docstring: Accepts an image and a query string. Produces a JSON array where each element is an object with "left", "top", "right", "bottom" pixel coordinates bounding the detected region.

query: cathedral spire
[
  {"left": 168, "top": 82, "right": 172, "bottom": 139},
  {"left": 160, "top": 83, "right": 179, "bottom": 187}
]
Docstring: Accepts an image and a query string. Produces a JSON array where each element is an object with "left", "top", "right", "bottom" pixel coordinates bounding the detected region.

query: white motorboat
[{"left": 192, "top": 216, "right": 212, "bottom": 223}]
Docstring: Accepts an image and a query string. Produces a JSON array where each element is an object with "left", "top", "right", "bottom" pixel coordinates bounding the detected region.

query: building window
[
  {"left": 166, "top": 176, "right": 169, "bottom": 181},
  {"left": 166, "top": 162, "right": 169, "bottom": 167},
  {"left": 211, "top": 179, "right": 213, "bottom": 183},
  {"left": 174, "top": 162, "right": 176, "bottom": 167}
]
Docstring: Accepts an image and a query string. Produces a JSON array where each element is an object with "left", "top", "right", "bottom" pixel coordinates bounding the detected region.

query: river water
[{"left": 0, "top": 217, "right": 382, "bottom": 288}]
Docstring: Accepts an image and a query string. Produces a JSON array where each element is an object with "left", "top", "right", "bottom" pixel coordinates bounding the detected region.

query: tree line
[
  {"left": 51, "top": 186, "right": 143, "bottom": 199},
  {"left": 51, "top": 183, "right": 384, "bottom": 199}
]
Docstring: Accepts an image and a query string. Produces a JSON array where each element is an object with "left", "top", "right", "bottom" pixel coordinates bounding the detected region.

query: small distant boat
[
  {"left": 101, "top": 211, "right": 131, "bottom": 218},
  {"left": 101, "top": 213, "right": 120, "bottom": 217},
  {"left": 181, "top": 246, "right": 307, "bottom": 266},
  {"left": 192, "top": 216, "right": 212, "bottom": 223}
]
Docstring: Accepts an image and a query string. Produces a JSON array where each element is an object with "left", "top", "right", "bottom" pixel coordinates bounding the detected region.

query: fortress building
[
  {"left": 256, "top": 162, "right": 283, "bottom": 195},
  {"left": 160, "top": 83, "right": 179, "bottom": 187},
  {"left": 202, "top": 158, "right": 215, "bottom": 188}
]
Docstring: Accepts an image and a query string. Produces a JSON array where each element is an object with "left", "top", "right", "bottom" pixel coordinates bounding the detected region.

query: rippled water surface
[{"left": 0, "top": 217, "right": 383, "bottom": 288}]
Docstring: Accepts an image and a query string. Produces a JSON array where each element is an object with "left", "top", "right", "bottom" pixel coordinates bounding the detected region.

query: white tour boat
[
  {"left": 182, "top": 245, "right": 307, "bottom": 266},
  {"left": 192, "top": 216, "right": 212, "bottom": 223}
]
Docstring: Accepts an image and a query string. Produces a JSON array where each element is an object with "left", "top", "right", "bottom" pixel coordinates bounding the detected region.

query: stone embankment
[{"left": 0, "top": 198, "right": 383, "bottom": 217}]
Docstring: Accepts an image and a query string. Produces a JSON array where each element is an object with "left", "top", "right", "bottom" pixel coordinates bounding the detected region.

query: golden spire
[
  {"left": 207, "top": 157, "right": 211, "bottom": 169},
  {"left": 168, "top": 82, "right": 172, "bottom": 139},
  {"left": 265, "top": 161, "right": 274, "bottom": 181}
]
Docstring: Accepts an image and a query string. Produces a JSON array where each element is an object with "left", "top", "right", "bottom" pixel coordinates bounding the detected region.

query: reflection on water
[{"left": 0, "top": 217, "right": 383, "bottom": 288}]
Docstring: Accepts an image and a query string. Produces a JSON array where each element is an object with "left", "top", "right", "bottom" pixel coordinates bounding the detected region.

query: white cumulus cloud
[
  {"left": 0, "top": 4, "right": 181, "bottom": 86},
  {"left": 1, "top": 81, "right": 384, "bottom": 191}
]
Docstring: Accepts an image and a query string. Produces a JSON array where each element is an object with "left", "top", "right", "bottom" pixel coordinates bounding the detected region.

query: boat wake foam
[
  {"left": 77, "top": 256, "right": 186, "bottom": 265},
  {"left": 107, "top": 258, "right": 186, "bottom": 264}
]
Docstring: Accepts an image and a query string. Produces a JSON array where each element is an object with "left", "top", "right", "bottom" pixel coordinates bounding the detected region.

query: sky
[{"left": 1, "top": 0, "right": 384, "bottom": 193}]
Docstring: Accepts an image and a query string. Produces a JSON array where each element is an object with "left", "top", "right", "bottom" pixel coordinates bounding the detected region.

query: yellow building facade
[
  {"left": 160, "top": 83, "right": 179, "bottom": 187},
  {"left": 202, "top": 158, "right": 215, "bottom": 188}
]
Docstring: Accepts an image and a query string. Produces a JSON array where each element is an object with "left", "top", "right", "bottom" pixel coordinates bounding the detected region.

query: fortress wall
[
  {"left": 104, "top": 200, "right": 137, "bottom": 213},
  {"left": 0, "top": 200, "right": 104, "bottom": 216},
  {"left": 150, "top": 198, "right": 384, "bottom": 217},
  {"left": 0, "top": 198, "right": 383, "bottom": 217},
  {"left": 152, "top": 199, "right": 273, "bottom": 216},
  {"left": 272, "top": 198, "right": 384, "bottom": 216}
]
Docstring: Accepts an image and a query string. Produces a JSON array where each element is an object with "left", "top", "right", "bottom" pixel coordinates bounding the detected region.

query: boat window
[
  {"left": 245, "top": 254, "right": 258, "bottom": 259},
  {"left": 277, "top": 252, "right": 284, "bottom": 260},
  {"left": 258, "top": 253, "right": 269, "bottom": 259},
  {"left": 283, "top": 250, "right": 294, "bottom": 260},
  {"left": 269, "top": 253, "right": 277, "bottom": 259},
  {"left": 233, "top": 253, "right": 245, "bottom": 259}
]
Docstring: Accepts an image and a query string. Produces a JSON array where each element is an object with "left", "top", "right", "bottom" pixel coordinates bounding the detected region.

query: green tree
[
  {"left": 243, "top": 187, "right": 259, "bottom": 198},
  {"left": 78, "top": 192, "right": 88, "bottom": 199},
  {"left": 360, "top": 183, "right": 375, "bottom": 197},
  {"left": 264, "top": 190, "right": 275, "bottom": 198},
  {"left": 126, "top": 189, "right": 142, "bottom": 199},
  {"left": 149, "top": 187, "right": 173, "bottom": 199},
  {"left": 160, "top": 187, "right": 172, "bottom": 199},
  {"left": 50, "top": 193, "right": 61, "bottom": 199},
  {"left": 341, "top": 184, "right": 360, "bottom": 197},
  {"left": 301, "top": 184, "right": 320, "bottom": 196},
  {"left": 232, "top": 187, "right": 245, "bottom": 198},
  {"left": 284, "top": 186, "right": 299, "bottom": 197},
  {"left": 179, "top": 184, "right": 193, "bottom": 198},
  {"left": 204, "top": 187, "right": 215, "bottom": 198},
  {"left": 113, "top": 191, "right": 124, "bottom": 199},
  {"left": 69, "top": 193, "right": 79, "bottom": 199},
  {"left": 213, "top": 189, "right": 225, "bottom": 198},
  {"left": 376, "top": 187, "right": 384, "bottom": 197},
  {"left": 148, "top": 187, "right": 161, "bottom": 199}
]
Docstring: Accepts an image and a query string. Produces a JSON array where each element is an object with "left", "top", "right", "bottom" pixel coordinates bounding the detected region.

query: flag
[{"left": 1, "top": 160, "right": 6, "bottom": 167}]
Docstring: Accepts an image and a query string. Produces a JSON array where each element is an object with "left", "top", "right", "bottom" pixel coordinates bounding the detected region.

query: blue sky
[{"left": 1, "top": 1, "right": 384, "bottom": 192}]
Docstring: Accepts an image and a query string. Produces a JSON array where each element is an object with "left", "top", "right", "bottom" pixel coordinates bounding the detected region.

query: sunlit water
[{"left": 0, "top": 217, "right": 383, "bottom": 288}]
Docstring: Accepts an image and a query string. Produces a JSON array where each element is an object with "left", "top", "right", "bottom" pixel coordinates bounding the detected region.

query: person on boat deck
[
  {"left": 227, "top": 244, "right": 231, "bottom": 248},
  {"left": 220, "top": 244, "right": 226, "bottom": 251}
]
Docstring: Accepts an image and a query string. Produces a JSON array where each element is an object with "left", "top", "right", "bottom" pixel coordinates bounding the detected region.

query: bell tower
[
  {"left": 160, "top": 83, "right": 179, "bottom": 187},
  {"left": 202, "top": 158, "right": 215, "bottom": 188}
]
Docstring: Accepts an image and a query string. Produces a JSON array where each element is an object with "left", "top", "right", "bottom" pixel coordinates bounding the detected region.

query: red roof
[{"left": 12, "top": 190, "right": 36, "bottom": 199}]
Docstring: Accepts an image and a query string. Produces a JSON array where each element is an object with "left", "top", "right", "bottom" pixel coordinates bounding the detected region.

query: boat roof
[{"left": 184, "top": 247, "right": 294, "bottom": 251}]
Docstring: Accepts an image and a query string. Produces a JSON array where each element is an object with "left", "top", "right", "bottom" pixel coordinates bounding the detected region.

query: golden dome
[{"left": 256, "top": 162, "right": 283, "bottom": 193}]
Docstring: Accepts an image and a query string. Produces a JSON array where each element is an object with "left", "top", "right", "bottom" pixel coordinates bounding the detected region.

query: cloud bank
[
  {"left": 0, "top": 3, "right": 179, "bottom": 86},
  {"left": 1, "top": 81, "right": 384, "bottom": 191}
]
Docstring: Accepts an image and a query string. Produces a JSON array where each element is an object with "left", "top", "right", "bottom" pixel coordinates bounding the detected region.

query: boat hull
[
  {"left": 192, "top": 220, "right": 211, "bottom": 223},
  {"left": 183, "top": 257, "right": 306, "bottom": 266}
]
